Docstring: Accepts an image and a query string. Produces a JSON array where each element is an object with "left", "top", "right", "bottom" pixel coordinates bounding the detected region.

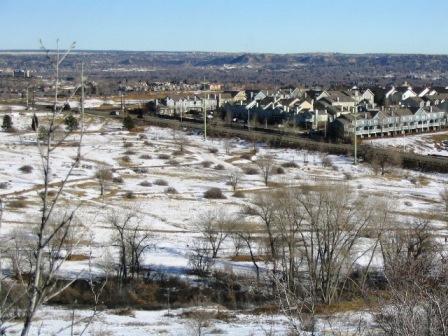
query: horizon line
[{"left": 0, "top": 48, "right": 448, "bottom": 57}]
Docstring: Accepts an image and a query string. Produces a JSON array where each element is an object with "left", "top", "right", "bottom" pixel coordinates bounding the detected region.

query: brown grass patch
[
  {"left": 315, "top": 298, "right": 369, "bottom": 315},
  {"left": 8, "top": 199, "right": 28, "bottom": 209},
  {"left": 230, "top": 255, "right": 269, "bottom": 262},
  {"left": 67, "top": 254, "right": 90, "bottom": 261}
]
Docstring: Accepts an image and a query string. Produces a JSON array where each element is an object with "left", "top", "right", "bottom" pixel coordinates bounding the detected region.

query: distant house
[
  {"left": 245, "top": 90, "right": 267, "bottom": 102},
  {"left": 218, "top": 90, "right": 247, "bottom": 107},
  {"left": 332, "top": 106, "right": 446, "bottom": 138},
  {"left": 159, "top": 95, "right": 218, "bottom": 115},
  {"left": 298, "top": 110, "right": 328, "bottom": 129},
  {"left": 316, "top": 90, "right": 356, "bottom": 113},
  {"left": 400, "top": 96, "right": 425, "bottom": 108},
  {"left": 386, "top": 86, "right": 417, "bottom": 103},
  {"left": 350, "top": 87, "right": 375, "bottom": 106}
]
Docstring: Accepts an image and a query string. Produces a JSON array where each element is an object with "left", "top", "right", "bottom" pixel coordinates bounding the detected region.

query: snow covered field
[
  {"left": 5, "top": 305, "right": 375, "bottom": 336},
  {"left": 0, "top": 106, "right": 447, "bottom": 335},
  {"left": 365, "top": 130, "right": 448, "bottom": 157}
]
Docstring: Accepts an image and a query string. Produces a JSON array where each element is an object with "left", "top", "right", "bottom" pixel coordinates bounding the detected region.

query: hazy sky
[{"left": 1, "top": 0, "right": 448, "bottom": 54}]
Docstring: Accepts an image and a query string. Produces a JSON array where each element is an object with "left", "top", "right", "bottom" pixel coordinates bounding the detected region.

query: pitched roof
[{"left": 325, "top": 90, "right": 355, "bottom": 103}]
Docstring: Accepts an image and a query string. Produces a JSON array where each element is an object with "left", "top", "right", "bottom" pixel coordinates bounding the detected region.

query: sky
[{"left": 1, "top": 0, "right": 448, "bottom": 54}]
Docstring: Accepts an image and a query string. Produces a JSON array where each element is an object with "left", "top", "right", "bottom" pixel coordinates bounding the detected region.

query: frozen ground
[
  {"left": 0, "top": 106, "right": 447, "bottom": 335},
  {"left": 5, "top": 305, "right": 375, "bottom": 336},
  {"left": 365, "top": 130, "right": 448, "bottom": 157}
]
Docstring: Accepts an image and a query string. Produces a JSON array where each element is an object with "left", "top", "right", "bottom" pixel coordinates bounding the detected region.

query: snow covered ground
[
  {"left": 365, "top": 130, "right": 448, "bottom": 157},
  {"left": 0, "top": 105, "right": 447, "bottom": 335},
  {"left": 5, "top": 305, "right": 375, "bottom": 336}
]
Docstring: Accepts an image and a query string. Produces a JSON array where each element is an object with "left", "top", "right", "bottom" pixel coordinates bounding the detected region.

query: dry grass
[
  {"left": 230, "top": 255, "right": 269, "bottom": 262},
  {"left": 67, "top": 254, "right": 90, "bottom": 261},
  {"left": 8, "top": 198, "right": 29, "bottom": 209}
]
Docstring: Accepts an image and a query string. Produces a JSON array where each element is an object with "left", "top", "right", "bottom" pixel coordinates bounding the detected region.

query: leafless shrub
[
  {"left": 0, "top": 182, "right": 9, "bottom": 189},
  {"left": 139, "top": 154, "right": 152, "bottom": 160},
  {"left": 185, "top": 309, "right": 214, "bottom": 336},
  {"left": 124, "top": 150, "right": 136, "bottom": 155},
  {"left": 139, "top": 180, "right": 152, "bottom": 187},
  {"left": 214, "top": 164, "right": 225, "bottom": 170},
  {"left": 124, "top": 191, "right": 135, "bottom": 199},
  {"left": 154, "top": 179, "right": 168, "bottom": 186},
  {"left": 123, "top": 142, "right": 133, "bottom": 148},
  {"left": 243, "top": 166, "right": 259, "bottom": 175},
  {"left": 112, "top": 176, "right": 124, "bottom": 184},
  {"left": 208, "top": 147, "right": 218, "bottom": 154},
  {"left": 281, "top": 161, "right": 298, "bottom": 168},
  {"left": 201, "top": 161, "right": 213, "bottom": 168},
  {"left": 165, "top": 187, "right": 178, "bottom": 194},
  {"left": 275, "top": 166, "right": 285, "bottom": 174},
  {"left": 365, "top": 148, "right": 402, "bottom": 175},
  {"left": 158, "top": 153, "right": 170, "bottom": 160},
  {"left": 138, "top": 134, "right": 148, "bottom": 140},
  {"left": 133, "top": 167, "right": 148, "bottom": 174},
  {"left": 121, "top": 155, "right": 131, "bottom": 164},
  {"left": 204, "top": 187, "right": 225, "bottom": 199},
  {"left": 321, "top": 155, "right": 332, "bottom": 167},
  {"left": 19, "top": 165, "right": 33, "bottom": 174},
  {"left": 167, "top": 159, "right": 179, "bottom": 166},
  {"left": 343, "top": 172, "right": 353, "bottom": 180}
]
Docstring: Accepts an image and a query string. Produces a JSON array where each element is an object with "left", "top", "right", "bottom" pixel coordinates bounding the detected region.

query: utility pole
[
  {"left": 120, "top": 91, "right": 124, "bottom": 116},
  {"left": 203, "top": 98, "right": 207, "bottom": 141},
  {"left": 26, "top": 87, "right": 29, "bottom": 109},
  {"left": 353, "top": 108, "right": 358, "bottom": 165},
  {"left": 77, "top": 63, "right": 85, "bottom": 162}
]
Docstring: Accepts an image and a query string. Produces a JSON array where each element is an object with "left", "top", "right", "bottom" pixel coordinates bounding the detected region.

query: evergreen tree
[
  {"left": 1, "top": 114, "right": 13, "bottom": 131},
  {"left": 31, "top": 114, "right": 39, "bottom": 131},
  {"left": 64, "top": 114, "right": 79, "bottom": 131},
  {"left": 123, "top": 115, "right": 135, "bottom": 131}
]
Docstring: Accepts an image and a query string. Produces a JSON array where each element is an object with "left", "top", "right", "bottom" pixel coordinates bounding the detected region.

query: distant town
[{"left": 2, "top": 59, "right": 448, "bottom": 146}]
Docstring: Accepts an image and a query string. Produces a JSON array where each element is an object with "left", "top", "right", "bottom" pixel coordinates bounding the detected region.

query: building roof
[{"left": 325, "top": 90, "right": 355, "bottom": 103}]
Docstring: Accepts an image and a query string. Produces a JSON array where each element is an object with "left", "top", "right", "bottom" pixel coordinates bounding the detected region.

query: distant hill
[{"left": 1, "top": 50, "right": 448, "bottom": 86}]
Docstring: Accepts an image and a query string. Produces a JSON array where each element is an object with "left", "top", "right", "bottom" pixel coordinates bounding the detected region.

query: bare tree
[
  {"left": 377, "top": 219, "right": 448, "bottom": 336},
  {"left": 195, "top": 209, "right": 235, "bottom": 258},
  {"left": 126, "top": 223, "right": 153, "bottom": 279},
  {"left": 234, "top": 221, "right": 261, "bottom": 282},
  {"left": 95, "top": 166, "right": 113, "bottom": 198},
  {"left": 255, "top": 154, "right": 275, "bottom": 186},
  {"left": 187, "top": 241, "right": 215, "bottom": 277},
  {"left": 172, "top": 126, "right": 189, "bottom": 154},
  {"left": 440, "top": 186, "right": 448, "bottom": 213},
  {"left": 365, "top": 148, "right": 402, "bottom": 175},
  {"left": 17, "top": 40, "right": 101, "bottom": 336},
  {"left": 244, "top": 192, "right": 280, "bottom": 271},
  {"left": 223, "top": 138, "right": 232, "bottom": 155},
  {"left": 108, "top": 208, "right": 152, "bottom": 284},
  {"left": 227, "top": 169, "right": 242, "bottom": 192}
]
